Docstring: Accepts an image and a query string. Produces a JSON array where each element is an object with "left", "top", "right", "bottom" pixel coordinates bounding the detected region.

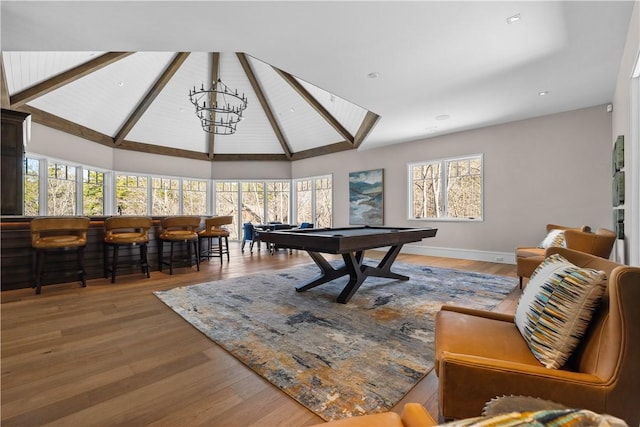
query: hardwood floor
[{"left": 1, "top": 243, "right": 519, "bottom": 426}]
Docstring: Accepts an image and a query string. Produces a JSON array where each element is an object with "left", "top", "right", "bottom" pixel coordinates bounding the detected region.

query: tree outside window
[
  {"left": 151, "top": 178, "right": 179, "bottom": 216},
  {"left": 241, "top": 181, "right": 265, "bottom": 224},
  {"left": 410, "top": 155, "right": 482, "bottom": 220},
  {"left": 182, "top": 179, "right": 207, "bottom": 215},
  {"left": 266, "top": 181, "right": 290, "bottom": 223},
  {"left": 47, "top": 162, "right": 76, "bottom": 215},
  {"left": 83, "top": 169, "right": 104, "bottom": 216},
  {"left": 24, "top": 158, "right": 39, "bottom": 216},
  {"left": 215, "top": 181, "right": 239, "bottom": 239},
  {"left": 116, "top": 174, "right": 148, "bottom": 215}
]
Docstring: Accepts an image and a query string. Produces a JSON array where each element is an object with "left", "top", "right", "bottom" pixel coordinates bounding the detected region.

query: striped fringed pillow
[
  {"left": 514, "top": 254, "right": 607, "bottom": 369},
  {"left": 443, "top": 408, "right": 628, "bottom": 426}
]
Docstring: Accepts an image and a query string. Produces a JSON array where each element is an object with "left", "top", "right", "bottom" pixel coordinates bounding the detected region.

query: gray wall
[{"left": 293, "top": 105, "right": 613, "bottom": 262}]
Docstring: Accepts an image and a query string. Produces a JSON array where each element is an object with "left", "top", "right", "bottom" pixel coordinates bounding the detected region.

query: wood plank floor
[{"left": 1, "top": 243, "right": 519, "bottom": 426}]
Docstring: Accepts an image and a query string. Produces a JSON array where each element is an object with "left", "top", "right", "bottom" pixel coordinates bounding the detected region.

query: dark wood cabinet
[{"left": 1, "top": 109, "right": 30, "bottom": 216}]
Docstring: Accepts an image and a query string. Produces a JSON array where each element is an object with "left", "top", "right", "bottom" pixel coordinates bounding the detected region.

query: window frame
[{"left": 407, "top": 153, "right": 484, "bottom": 222}]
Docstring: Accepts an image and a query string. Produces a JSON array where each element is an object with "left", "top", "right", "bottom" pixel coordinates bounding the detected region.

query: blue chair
[
  {"left": 299, "top": 222, "right": 313, "bottom": 229},
  {"left": 241, "top": 223, "right": 261, "bottom": 253}
]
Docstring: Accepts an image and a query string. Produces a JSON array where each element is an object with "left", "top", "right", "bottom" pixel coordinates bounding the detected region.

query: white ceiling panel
[
  {"left": 248, "top": 55, "right": 343, "bottom": 152},
  {"left": 127, "top": 52, "right": 209, "bottom": 153},
  {"left": 297, "top": 78, "right": 368, "bottom": 138},
  {"left": 2, "top": 51, "right": 104, "bottom": 94},
  {"left": 213, "top": 53, "right": 283, "bottom": 155},
  {"left": 28, "top": 52, "right": 175, "bottom": 136}
]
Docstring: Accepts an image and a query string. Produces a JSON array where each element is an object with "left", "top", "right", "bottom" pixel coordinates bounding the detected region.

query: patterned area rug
[{"left": 154, "top": 261, "right": 516, "bottom": 421}]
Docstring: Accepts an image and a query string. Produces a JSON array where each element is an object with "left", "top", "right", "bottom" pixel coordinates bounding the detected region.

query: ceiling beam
[
  {"left": 207, "top": 52, "right": 220, "bottom": 159},
  {"left": 353, "top": 111, "right": 381, "bottom": 148},
  {"left": 1, "top": 59, "right": 10, "bottom": 109},
  {"left": 290, "top": 141, "right": 355, "bottom": 161},
  {"left": 17, "top": 105, "right": 115, "bottom": 147},
  {"left": 114, "top": 52, "right": 190, "bottom": 146},
  {"left": 237, "top": 52, "right": 293, "bottom": 159},
  {"left": 9, "top": 52, "right": 133, "bottom": 108},
  {"left": 273, "top": 68, "right": 354, "bottom": 145}
]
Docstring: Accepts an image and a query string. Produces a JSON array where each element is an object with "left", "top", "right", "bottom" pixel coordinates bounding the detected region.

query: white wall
[
  {"left": 612, "top": 1, "right": 639, "bottom": 266},
  {"left": 293, "top": 105, "right": 613, "bottom": 262}
]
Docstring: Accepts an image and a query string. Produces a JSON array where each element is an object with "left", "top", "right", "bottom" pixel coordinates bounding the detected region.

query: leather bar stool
[
  {"left": 30, "top": 217, "right": 90, "bottom": 294},
  {"left": 198, "top": 215, "right": 233, "bottom": 263},
  {"left": 159, "top": 216, "right": 200, "bottom": 275},
  {"left": 103, "top": 216, "right": 151, "bottom": 283}
]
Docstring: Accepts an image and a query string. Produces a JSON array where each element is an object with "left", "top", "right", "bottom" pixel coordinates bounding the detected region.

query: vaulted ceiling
[{"left": 1, "top": 1, "right": 636, "bottom": 162}]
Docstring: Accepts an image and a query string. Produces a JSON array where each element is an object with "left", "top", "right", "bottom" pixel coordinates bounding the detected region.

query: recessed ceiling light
[
  {"left": 538, "top": 91, "right": 549, "bottom": 96},
  {"left": 435, "top": 114, "right": 450, "bottom": 121},
  {"left": 118, "top": 81, "right": 124, "bottom": 87},
  {"left": 367, "top": 72, "right": 380, "bottom": 79},
  {"left": 506, "top": 13, "right": 521, "bottom": 24},
  {"left": 425, "top": 126, "right": 438, "bottom": 133},
  {"left": 289, "top": 107, "right": 295, "bottom": 113}
]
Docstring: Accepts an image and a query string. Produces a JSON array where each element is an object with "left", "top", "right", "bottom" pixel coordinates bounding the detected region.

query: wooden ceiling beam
[
  {"left": 353, "top": 111, "right": 381, "bottom": 148},
  {"left": 17, "top": 105, "right": 115, "bottom": 147},
  {"left": 9, "top": 52, "right": 133, "bottom": 108},
  {"left": 114, "top": 52, "right": 190, "bottom": 146},
  {"left": 273, "top": 68, "right": 354, "bottom": 145},
  {"left": 1, "top": 59, "right": 10, "bottom": 109},
  {"left": 207, "top": 52, "right": 220, "bottom": 159},
  {"left": 237, "top": 52, "right": 293, "bottom": 159},
  {"left": 289, "top": 141, "right": 354, "bottom": 161}
]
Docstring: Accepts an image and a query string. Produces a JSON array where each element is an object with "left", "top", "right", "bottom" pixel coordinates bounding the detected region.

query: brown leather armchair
[
  {"left": 516, "top": 224, "right": 602, "bottom": 287},
  {"left": 435, "top": 247, "right": 639, "bottom": 425},
  {"left": 306, "top": 403, "right": 437, "bottom": 427}
]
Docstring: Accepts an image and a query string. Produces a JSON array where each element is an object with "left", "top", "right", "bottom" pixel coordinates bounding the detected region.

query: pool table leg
[
  {"left": 336, "top": 245, "right": 409, "bottom": 303},
  {"left": 296, "top": 251, "right": 349, "bottom": 292}
]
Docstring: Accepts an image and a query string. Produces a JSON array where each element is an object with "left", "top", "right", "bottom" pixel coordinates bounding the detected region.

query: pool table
[{"left": 258, "top": 226, "right": 438, "bottom": 303}]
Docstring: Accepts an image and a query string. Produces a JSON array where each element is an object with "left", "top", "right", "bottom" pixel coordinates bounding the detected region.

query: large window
[
  {"left": 116, "top": 174, "right": 149, "bottom": 215},
  {"left": 24, "top": 158, "right": 40, "bottom": 216},
  {"left": 409, "top": 154, "right": 482, "bottom": 220},
  {"left": 241, "top": 181, "right": 265, "bottom": 224},
  {"left": 215, "top": 181, "right": 239, "bottom": 240},
  {"left": 266, "top": 181, "right": 290, "bottom": 223},
  {"left": 47, "top": 162, "right": 76, "bottom": 215},
  {"left": 151, "top": 177, "right": 179, "bottom": 216},
  {"left": 294, "top": 175, "right": 332, "bottom": 227},
  {"left": 183, "top": 179, "right": 207, "bottom": 215},
  {"left": 83, "top": 169, "right": 105, "bottom": 216}
]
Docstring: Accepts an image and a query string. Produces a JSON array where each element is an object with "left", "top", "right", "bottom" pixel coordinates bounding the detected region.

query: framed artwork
[
  {"left": 349, "top": 169, "right": 384, "bottom": 225},
  {"left": 613, "top": 135, "right": 624, "bottom": 173},
  {"left": 612, "top": 170, "right": 625, "bottom": 207},
  {"left": 614, "top": 208, "right": 624, "bottom": 239}
]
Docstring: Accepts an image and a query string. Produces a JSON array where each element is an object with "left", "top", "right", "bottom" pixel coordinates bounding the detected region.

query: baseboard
[{"left": 400, "top": 244, "right": 516, "bottom": 264}]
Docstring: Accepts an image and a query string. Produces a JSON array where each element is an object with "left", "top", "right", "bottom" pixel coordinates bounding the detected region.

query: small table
[{"left": 258, "top": 226, "right": 438, "bottom": 303}]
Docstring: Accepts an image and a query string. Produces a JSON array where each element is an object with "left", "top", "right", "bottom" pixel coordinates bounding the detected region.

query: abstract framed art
[{"left": 349, "top": 169, "right": 384, "bottom": 225}]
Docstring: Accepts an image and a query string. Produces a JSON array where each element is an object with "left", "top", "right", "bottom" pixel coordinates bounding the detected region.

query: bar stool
[
  {"left": 30, "top": 217, "right": 90, "bottom": 294},
  {"left": 103, "top": 216, "right": 151, "bottom": 283},
  {"left": 159, "top": 216, "right": 200, "bottom": 275},
  {"left": 198, "top": 215, "right": 233, "bottom": 263}
]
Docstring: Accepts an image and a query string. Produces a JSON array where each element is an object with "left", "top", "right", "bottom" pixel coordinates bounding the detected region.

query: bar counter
[{"left": 1, "top": 216, "right": 200, "bottom": 291}]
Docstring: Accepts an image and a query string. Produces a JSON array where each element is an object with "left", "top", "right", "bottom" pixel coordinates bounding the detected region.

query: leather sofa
[
  {"left": 515, "top": 224, "right": 618, "bottom": 288},
  {"left": 306, "top": 403, "right": 436, "bottom": 427},
  {"left": 435, "top": 247, "right": 639, "bottom": 425}
]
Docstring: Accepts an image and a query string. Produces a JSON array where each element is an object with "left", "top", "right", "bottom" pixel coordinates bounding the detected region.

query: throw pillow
[
  {"left": 514, "top": 254, "right": 607, "bottom": 369},
  {"left": 538, "top": 229, "right": 566, "bottom": 249},
  {"left": 441, "top": 408, "right": 628, "bottom": 427}
]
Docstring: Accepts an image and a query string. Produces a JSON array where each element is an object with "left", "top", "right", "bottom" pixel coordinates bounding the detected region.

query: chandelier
[{"left": 188, "top": 79, "right": 248, "bottom": 135}]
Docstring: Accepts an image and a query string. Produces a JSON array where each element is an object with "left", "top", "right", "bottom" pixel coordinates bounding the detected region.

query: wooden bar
[{"left": 0, "top": 216, "right": 203, "bottom": 291}]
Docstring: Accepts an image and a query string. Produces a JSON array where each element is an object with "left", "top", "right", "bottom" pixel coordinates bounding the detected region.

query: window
[
  {"left": 241, "top": 181, "right": 265, "bottom": 225},
  {"left": 294, "top": 175, "right": 332, "bottom": 227},
  {"left": 215, "top": 181, "right": 239, "bottom": 240},
  {"left": 183, "top": 179, "right": 207, "bottom": 215},
  {"left": 151, "top": 177, "right": 179, "bottom": 215},
  {"left": 47, "top": 162, "right": 76, "bottom": 215},
  {"left": 116, "top": 174, "right": 148, "bottom": 215},
  {"left": 83, "top": 169, "right": 105, "bottom": 216},
  {"left": 266, "top": 181, "right": 290, "bottom": 223},
  {"left": 24, "top": 157, "right": 40, "bottom": 215},
  {"left": 409, "top": 154, "right": 482, "bottom": 220}
]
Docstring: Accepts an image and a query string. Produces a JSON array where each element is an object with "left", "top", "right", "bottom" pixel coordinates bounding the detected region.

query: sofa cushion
[
  {"left": 514, "top": 254, "right": 607, "bottom": 369},
  {"left": 538, "top": 229, "right": 566, "bottom": 249}
]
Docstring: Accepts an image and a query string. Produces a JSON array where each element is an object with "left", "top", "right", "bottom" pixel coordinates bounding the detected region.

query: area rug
[{"left": 154, "top": 261, "right": 516, "bottom": 421}]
